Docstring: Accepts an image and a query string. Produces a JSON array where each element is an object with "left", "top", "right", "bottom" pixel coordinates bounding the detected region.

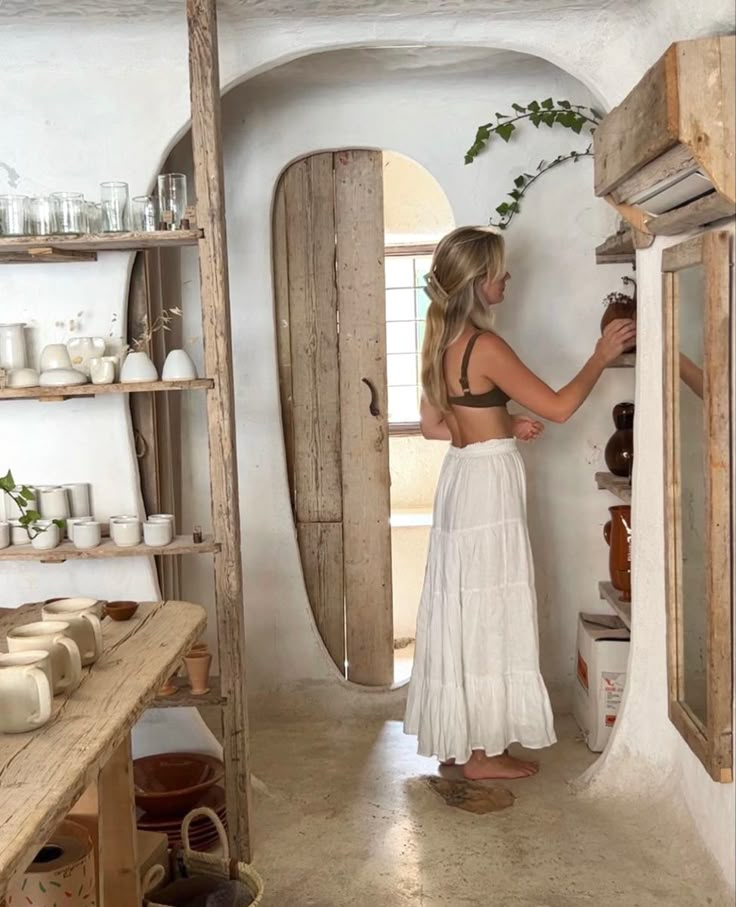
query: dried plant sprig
[{"left": 131, "top": 306, "right": 183, "bottom": 351}]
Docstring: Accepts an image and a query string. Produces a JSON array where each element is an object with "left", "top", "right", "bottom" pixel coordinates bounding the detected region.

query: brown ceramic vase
[
  {"left": 184, "top": 651, "right": 212, "bottom": 695},
  {"left": 603, "top": 505, "right": 632, "bottom": 602},
  {"left": 601, "top": 298, "right": 637, "bottom": 352},
  {"left": 604, "top": 402, "right": 635, "bottom": 477}
]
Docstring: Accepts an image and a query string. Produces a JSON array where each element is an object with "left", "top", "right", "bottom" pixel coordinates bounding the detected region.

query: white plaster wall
[{"left": 0, "top": 0, "right": 733, "bottom": 885}]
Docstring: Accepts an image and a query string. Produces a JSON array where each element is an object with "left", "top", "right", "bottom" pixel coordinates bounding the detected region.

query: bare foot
[{"left": 462, "top": 752, "right": 539, "bottom": 780}]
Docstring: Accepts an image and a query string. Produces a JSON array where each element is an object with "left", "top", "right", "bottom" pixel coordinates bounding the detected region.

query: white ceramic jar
[
  {"left": 73, "top": 521, "right": 102, "bottom": 549},
  {"left": 161, "top": 349, "right": 197, "bottom": 381},
  {"left": 42, "top": 600, "right": 103, "bottom": 666},
  {"left": 120, "top": 351, "right": 158, "bottom": 383},
  {"left": 9, "top": 520, "right": 31, "bottom": 545},
  {"left": 7, "top": 621, "right": 82, "bottom": 695},
  {"left": 0, "top": 521, "right": 9, "bottom": 549},
  {"left": 143, "top": 519, "right": 173, "bottom": 547},
  {"left": 0, "top": 651, "right": 53, "bottom": 733},
  {"left": 31, "top": 520, "right": 61, "bottom": 551},
  {"left": 0, "top": 323, "right": 28, "bottom": 369},
  {"left": 88, "top": 357, "right": 116, "bottom": 385},
  {"left": 66, "top": 515, "right": 92, "bottom": 541},
  {"left": 62, "top": 483, "right": 91, "bottom": 518},
  {"left": 38, "top": 487, "right": 70, "bottom": 520},
  {"left": 110, "top": 517, "right": 142, "bottom": 547}
]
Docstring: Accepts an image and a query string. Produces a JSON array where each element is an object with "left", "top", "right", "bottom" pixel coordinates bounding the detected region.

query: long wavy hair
[{"left": 421, "top": 226, "right": 506, "bottom": 412}]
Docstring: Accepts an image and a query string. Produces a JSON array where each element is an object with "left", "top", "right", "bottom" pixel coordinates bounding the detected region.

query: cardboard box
[{"left": 573, "top": 612, "right": 630, "bottom": 752}]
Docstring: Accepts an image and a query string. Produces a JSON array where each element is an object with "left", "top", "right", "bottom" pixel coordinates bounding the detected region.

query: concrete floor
[{"left": 248, "top": 713, "right": 732, "bottom": 907}]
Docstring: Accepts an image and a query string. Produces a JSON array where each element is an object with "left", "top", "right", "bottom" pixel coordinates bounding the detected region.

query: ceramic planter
[
  {"left": 120, "top": 350, "right": 158, "bottom": 383},
  {"left": 603, "top": 505, "right": 632, "bottom": 602},
  {"left": 604, "top": 402, "right": 635, "bottom": 478}
]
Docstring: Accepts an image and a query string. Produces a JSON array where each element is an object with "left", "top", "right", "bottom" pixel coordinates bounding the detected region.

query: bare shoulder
[{"left": 475, "top": 330, "right": 515, "bottom": 358}]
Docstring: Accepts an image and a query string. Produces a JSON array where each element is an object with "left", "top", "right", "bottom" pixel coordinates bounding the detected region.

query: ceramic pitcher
[
  {"left": 7, "top": 621, "right": 82, "bottom": 695},
  {"left": 42, "top": 599, "right": 103, "bottom": 667},
  {"left": 0, "top": 651, "right": 53, "bottom": 734},
  {"left": 603, "top": 505, "right": 632, "bottom": 603}
]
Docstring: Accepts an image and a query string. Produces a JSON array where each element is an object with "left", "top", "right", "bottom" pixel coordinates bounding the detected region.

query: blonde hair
[{"left": 421, "top": 226, "right": 506, "bottom": 412}]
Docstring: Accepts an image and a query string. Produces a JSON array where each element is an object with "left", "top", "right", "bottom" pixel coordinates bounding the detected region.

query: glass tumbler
[
  {"left": 0, "top": 195, "right": 29, "bottom": 236},
  {"left": 132, "top": 195, "right": 158, "bottom": 232},
  {"left": 29, "top": 197, "right": 53, "bottom": 235},
  {"left": 157, "top": 173, "right": 187, "bottom": 230},
  {"left": 85, "top": 202, "right": 102, "bottom": 234},
  {"left": 100, "top": 181, "right": 129, "bottom": 232},
  {"left": 51, "top": 192, "right": 86, "bottom": 234}
]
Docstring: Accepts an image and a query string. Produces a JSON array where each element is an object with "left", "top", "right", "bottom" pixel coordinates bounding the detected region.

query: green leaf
[
  {"left": 20, "top": 486, "right": 35, "bottom": 501},
  {"left": 495, "top": 112, "right": 508, "bottom": 120},
  {"left": 542, "top": 112, "right": 556, "bottom": 127},
  {"left": 0, "top": 470, "right": 14, "bottom": 492},
  {"left": 530, "top": 113, "right": 542, "bottom": 127},
  {"left": 476, "top": 125, "right": 491, "bottom": 141},
  {"left": 495, "top": 122, "right": 515, "bottom": 142},
  {"left": 570, "top": 119, "right": 584, "bottom": 134},
  {"left": 541, "top": 97, "right": 554, "bottom": 109},
  {"left": 511, "top": 103, "right": 526, "bottom": 113},
  {"left": 558, "top": 100, "right": 572, "bottom": 109},
  {"left": 509, "top": 190, "right": 522, "bottom": 200},
  {"left": 496, "top": 203, "right": 510, "bottom": 215},
  {"left": 53, "top": 518, "right": 66, "bottom": 529},
  {"left": 514, "top": 175, "right": 526, "bottom": 188},
  {"left": 527, "top": 100, "right": 540, "bottom": 113}
]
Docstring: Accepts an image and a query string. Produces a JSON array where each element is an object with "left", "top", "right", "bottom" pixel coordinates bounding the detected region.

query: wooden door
[{"left": 273, "top": 150, "right": 393, "bottom": 686}]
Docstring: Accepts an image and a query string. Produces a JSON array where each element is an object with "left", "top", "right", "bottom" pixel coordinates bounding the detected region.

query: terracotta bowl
[
  {"left": 133, "top": 752, "right": 224, "bottom": 817},
  {"left": 105, "top": 600, "right": 139, "bottom": 621}
]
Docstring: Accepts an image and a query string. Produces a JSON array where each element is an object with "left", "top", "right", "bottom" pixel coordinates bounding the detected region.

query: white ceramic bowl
[
  {"left": 39, "top": 368, "right": 88, "bottom": 387},
  {"left": 7, "top": 367, "right": 39, "bottom": 388},
  {"left": 39, "top": 343, "right": 72, "bottom": 371}
]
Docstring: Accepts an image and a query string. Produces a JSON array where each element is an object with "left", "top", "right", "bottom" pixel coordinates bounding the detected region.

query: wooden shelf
[
  {"left": 0, "top": 230, "right": 202, "bottom": 263},
  {"left": 0, "top": 534, "right": 219, "bottom": 563},
  {"left": 599, "top": 580, "right": 632, "bottom": 629},
  {"left": 606, "top": 353, "right": 636, "bottom": 368},
  {"left": 595, "top": 471, "right": 632, "bottom": 503},
  {"left": 596, "top": 229, "right": 635, "bottom": 264},
  {"left": 152, "top": 674, "right": 225, "bottom": 708},
  {"left": 0, "top": 378, "right": 213, "bottom": 402}
]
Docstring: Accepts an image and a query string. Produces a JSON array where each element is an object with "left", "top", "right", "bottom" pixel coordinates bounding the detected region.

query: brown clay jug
[
  {"left": 604, "top": 402, "right": 635, "bottom": 477},
  {"left": 601, "top": 295, "right": 636, "bottom": 352},
  {"left": 603, "top": 505, "right": 632, "bottom": 602}
]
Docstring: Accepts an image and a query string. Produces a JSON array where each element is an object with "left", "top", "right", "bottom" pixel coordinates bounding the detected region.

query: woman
[{"left": 403, "top": 226, "right": 637, "bottom": 780}]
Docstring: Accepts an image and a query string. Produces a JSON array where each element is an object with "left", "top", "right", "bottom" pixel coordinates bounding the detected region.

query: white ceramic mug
[
  {"left": 74, "top": 521, "right": 102, "bottom": 549},
  {"left": 62, "top": 483, "right": 91, "bottom": 517},
  {"left": 110, "top": 517, "right": 142, "bottom": 547},
  {"left": 31, "top": 520, "right": 61, "bottom": 551},
  {"left": 42, "top": 600, "right": 103, "bottom": 666},
  {"left": 143, "top": 520, "right": 173, "bottom": 547},
  {"left": 9, "top": 520, "right": 31, "bottom": 545},
  {"left": 45, "top": 596, "right": 104, "bottom": 619},
  {"left": 0, "top": 521, "right": 9, "bottom": 549},
  {"left": 0, "top": 651, "right": 53, "bottom": 733},
  {"left": 66, "top": 515, "right": 92, "bottom": 541},
  {"left": 7, "top": 621, "right": 82, "bottom": 695},
  {"left": 88, "top": 357, "right": 116, "bottom": 385},
  {"left": 38, "top": 487, "right": 70, "bottom": 520}
]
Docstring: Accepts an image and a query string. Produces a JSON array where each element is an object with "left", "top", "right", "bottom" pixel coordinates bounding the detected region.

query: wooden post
[
  {"left": 98, "top": 736, "right": 140, "bottom": 906},
  {"left": 187, "top": 0, "right": 252, "bottom": 859}
]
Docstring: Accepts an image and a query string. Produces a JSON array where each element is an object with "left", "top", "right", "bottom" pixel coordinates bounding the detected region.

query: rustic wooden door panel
[
  {"left": 335, "top": 150, "right": 394, "bottom": 686},
  {"left": 297, "top": 521, "right": 345, "bottom": 668}
]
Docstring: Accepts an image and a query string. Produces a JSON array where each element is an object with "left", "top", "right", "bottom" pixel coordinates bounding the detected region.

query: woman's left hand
[{"left": 512, "top": 415, "right": 545, "bottom": 442}]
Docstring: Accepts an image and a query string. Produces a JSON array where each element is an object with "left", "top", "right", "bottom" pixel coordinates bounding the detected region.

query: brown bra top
[{"left": 446, "top": 331, "right": 510, "bottom": 408}]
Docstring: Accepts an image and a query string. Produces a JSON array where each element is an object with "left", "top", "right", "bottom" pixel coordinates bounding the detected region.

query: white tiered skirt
[{"left": 404, "top": 438, "right": 556, "bottom": 762}]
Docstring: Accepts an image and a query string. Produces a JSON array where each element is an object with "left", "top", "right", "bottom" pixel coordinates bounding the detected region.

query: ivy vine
[
  {"left": 1, "top": 470, "right": 65, "bottom": 539},
  {"left": 464, "top": 98, "right": 602, "bottom": 229}
]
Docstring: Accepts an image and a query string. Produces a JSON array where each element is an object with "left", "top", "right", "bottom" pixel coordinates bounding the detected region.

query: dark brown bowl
[
  {"left": 133, "top": 752, "right": 224, "bottom": 817},
  {"left": 105, "top": 600, "right": 139, "bottom": 621}
]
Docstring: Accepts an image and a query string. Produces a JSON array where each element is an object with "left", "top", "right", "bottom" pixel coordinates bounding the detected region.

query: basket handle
[
  {"left": 181, "top": 806, "right": 229, "bottom": 859},
  {"left": 141, "top": 864, "right": 166, "bottom": 896}
]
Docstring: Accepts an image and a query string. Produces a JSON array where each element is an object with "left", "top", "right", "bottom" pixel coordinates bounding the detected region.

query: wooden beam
[
  {"left": 98, "top": 736, "right": 140, "bottom": 906},
  {"left": 187, "top": 0, "right": 252, "bottom": 860}
]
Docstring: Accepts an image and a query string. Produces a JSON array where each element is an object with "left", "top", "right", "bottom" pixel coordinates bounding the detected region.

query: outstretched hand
[{"left": 512, "top": 414, "right": 544, "bottom": 442}]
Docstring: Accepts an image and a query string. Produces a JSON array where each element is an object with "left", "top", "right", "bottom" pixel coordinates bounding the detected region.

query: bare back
[{"left": 443, "top": 328, "right": 513, "bottom": 447}]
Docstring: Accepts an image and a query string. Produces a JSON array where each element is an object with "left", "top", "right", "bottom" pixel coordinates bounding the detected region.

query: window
[{"left": 385, "top": 244, "right": 434, "bottom": 431}]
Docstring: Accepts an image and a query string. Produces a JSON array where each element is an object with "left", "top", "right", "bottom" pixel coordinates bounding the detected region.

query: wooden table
[{"left": 0, "top": 600, "right": 206, "bottom": 904}]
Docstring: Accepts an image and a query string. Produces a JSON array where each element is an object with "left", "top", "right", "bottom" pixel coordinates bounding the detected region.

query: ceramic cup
[
  {"left": 7, "top": 367, "right": 39, "bottom": 388},
  {"left": 73, "top": 521, "right": 102, "bottom": 550},
  {"left": 0, "top": 521, "right": 9, "bottom": 549},
  {"left": 0, "top": 651, "right": 54, "bottom": 733},
  {"left": 148, "top": 513, "right": 174, "bottom": 525},
  {"left": 143, "top": 519, "right": 173, "bottom": 547},
  {"left": 45, "top": 596, "right": 104, "bottom": 619},
  {"left": 31, "top": 520, "right": 61, "bottom": 551},
  {"left": 62, "top": 483, "right": 91, "bottom": 518},
  {"left": 3, "top": 486, "right": 36, "bottom": 520},
  {"left": 110, "top": 517, "right": 142, "bottom": 547},
  {"left": 42, "top": 600, "right": 103, "bottom": 666},
  {"left": 66, "top": 515, "right": 93, "bottom": 542},
  {"left": 88, "top": 357, "right": 116, "bottom": 385},
  {"left": 39, "top": 343, "right": 72, "bottom": 371},
  {"left": 7, "top": 621, "right": 82, "bottom": 695},
  {"left": 38, "top": 487, "right": 70, "bottom": 520},
  {"left": 9, "top": 520, "right": 31, "bottom": 545}
]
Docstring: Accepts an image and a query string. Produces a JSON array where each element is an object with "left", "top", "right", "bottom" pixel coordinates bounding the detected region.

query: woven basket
[{"left": 143, "top": 807, "right": 264, "bottom": 906}]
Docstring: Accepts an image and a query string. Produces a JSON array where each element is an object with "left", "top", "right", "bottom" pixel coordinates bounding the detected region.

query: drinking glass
[
  {"left": 51, "top": 193, "right": 86, "bottom": 234},
  {"left": 29, "top": 197, "right": 53, "bottom": 235},
  {"left": 132, "top": 195, "right": 158, "bottom": 232},
  {"left": 100, "top": 181, "right": 129, "bottom": 232},
  {"left": 0, "top": 195, "right": 29, "bottom": 236},
  {"left": 85, "top": 202, "right": 102, "bottom": 234},
  {"left": 157, "top": 173, "right": 187, "bottom": 230}
]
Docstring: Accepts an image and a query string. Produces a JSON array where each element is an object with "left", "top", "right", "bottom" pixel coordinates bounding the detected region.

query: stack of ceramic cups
[{"left": 0, "top": 482, "right": 92, "bottom": 551}]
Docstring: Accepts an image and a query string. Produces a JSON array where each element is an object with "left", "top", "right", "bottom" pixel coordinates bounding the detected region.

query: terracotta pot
[
  {"left": 604, "top": 402, "right": 635, "bottom": 478},
  {"left": 601, "top": 298, "right": 637, "bottom": 352},
  {"left": 603, "top": 505, "right": 632, "bottom": 602},
  {"left": 184, "top": 651, "right": 212, "bottom": 695}
]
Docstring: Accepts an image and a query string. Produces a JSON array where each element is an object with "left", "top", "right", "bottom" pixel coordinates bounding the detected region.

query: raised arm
[
  {"left": 481, "top": 319, "right": 636, "bottom": 424},
  {"left": 679, "top": 352, "right": 704, "bottom": 399}
]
